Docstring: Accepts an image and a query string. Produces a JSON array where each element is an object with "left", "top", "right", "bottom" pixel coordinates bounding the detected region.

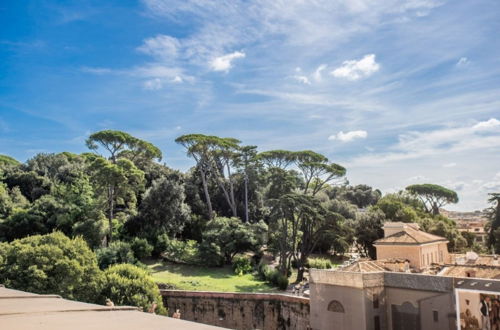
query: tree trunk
[
  {"left": 107, "top": 185, "right": 115, "bottom": 246},
  {"left": 432, "top": 202, "right": 440, "bottom": 215},
  {"left": 200, "top": 169, "right": 213, "bottom": 220},
  {"left": 296, "top": 264, "right": 305, "bottom": 283},
  {"left": 244, "top": 173, "right": 249, "bottom": 223},
  {"left": 226, "top": 164, "right": 237, "bottom": 218}
]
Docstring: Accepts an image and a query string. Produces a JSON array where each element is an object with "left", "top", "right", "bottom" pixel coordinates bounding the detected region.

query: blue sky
[{"left": 1, "top": 0, "right": 500, "bottom": 211}]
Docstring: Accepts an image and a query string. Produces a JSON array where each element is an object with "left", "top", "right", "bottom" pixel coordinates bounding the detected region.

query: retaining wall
[{"left": 160, "top": 290, "right": 310, "bottom": 330}]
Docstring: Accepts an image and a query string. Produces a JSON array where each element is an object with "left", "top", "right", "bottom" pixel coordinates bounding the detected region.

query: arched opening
[{"left": 327, "top": 300, "right": 345, "bottom": 313}]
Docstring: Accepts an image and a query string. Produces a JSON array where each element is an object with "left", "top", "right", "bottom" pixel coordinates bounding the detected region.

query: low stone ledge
[
  {"left": 160, "top": 290, "right": 310, "bottom": 329},
  {"left": 160, "top": 290, "right": 309, "bottom": 304}
]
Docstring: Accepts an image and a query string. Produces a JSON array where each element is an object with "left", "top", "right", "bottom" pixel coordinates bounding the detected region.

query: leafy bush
[
  {"left": 163, "top": 239, "right": 202, "bottom": 265},
  {"left": 96, "top": 241, "right": 137, "bottom": 269},
  {"left": 257, "top": 262, "right": 271, "bottom": 280},
  {"left": 101, "top": 264, "right": 166, "bottom": 315},
  {"left": 201, "top": 217, "right": 267, "bottom": 265},
  {"left": 232, "top": 256, "right": 253, "bottom": 275},
  {"left": 198, "top": 241, "right": 224, "bottom": 267},
  {"left": 275, "top": 273, "right": 289, "bottom": 290},
  {"left": 130, "top": 237, "right": 153, "bottom": 260},
  {"left": 256, "top": 262, "right": 288, "bottom": 290},
  {"left": 307, "top": 257, "right": 333, "bottom": 269},
  {"left": 152, "top": 233, "right": 170, "bottom": 257},
  {"left": 0, "top": 232, "right": 103, "bottom": 303}
]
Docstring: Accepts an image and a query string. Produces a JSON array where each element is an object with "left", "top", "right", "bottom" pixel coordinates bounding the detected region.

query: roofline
[{"left": 374, "top": 239, "right": 449, "bottom": 246}]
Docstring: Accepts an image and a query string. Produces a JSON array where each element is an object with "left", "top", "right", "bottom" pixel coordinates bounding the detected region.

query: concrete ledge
[
  {"left": 160, "top": 290, "right": 309, "bottom": 304},
  {"left": 0, "top": 294, "right": 62, "bottom": 299}
]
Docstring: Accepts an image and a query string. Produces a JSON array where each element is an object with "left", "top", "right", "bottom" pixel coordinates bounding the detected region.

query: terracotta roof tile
[{"left": 374, "top": 227, "right": 447, "bottom": 245}]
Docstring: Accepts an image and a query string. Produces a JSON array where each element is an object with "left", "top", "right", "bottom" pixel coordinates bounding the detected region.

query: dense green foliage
[
  {"left": 488, "top": 194, "right": 500, "bottom": 253},
  {"left": 0, "top": 129, "right": 483, "bottom": 296},
  {"left": 232, "top": 256, "right": 253, "bottom": 275},
  {"left": 257, "top": 262, "right": 289, "bottom": 290},
  {"left": 307, "top": 257, "right": 334, "bottom": 269},
  {"left": 101, "top": 263, "right": 166, "bottom": 314},
  {"left": 0, "top": 232, "right": 102, "bottom": 302},
  {"left": 96, "top": 241, "right": 137, "bottom": 269},
  {"left": 406, "top": 183, "right": 459, "bottom": 215}
]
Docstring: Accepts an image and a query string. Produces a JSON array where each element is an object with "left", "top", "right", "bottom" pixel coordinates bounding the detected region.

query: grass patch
[{"left": 147, "top": 260, "right": 277, "bottom": 293}]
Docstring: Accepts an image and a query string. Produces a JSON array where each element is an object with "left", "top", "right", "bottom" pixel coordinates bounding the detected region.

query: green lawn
[{"left": 147, "top": 261, "right": 277, "bottom": 292}]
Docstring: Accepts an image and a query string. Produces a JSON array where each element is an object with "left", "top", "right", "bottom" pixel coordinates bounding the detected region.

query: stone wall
[{"left": 160, "top": 290, "right": 310, "bottom": 330}]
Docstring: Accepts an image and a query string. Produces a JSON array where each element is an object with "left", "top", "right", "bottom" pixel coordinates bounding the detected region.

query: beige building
[
  {"left": 373, "top": 222, "right": 450, "bottom": 269},
  {"left": 457, "top": 220, "right": 488, "bottom": 245},
  {"left": 309, "top": 269, "right": 500, "bottom": 330}
]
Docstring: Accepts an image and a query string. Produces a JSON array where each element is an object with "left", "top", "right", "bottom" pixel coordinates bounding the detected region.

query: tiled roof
[
  {"left": 438, "top": 265, "right": 500, "bottom": 279},
  {"left": 374, "top": 227, "right": 447, "bottom": 245},
  {"left": 449, "top": 254, "right": 500, "bottom": 266},
  {"left": 342, "top": 261, "right": 385, "bottom": 272},
  {"left": 341, "top": 259, "right": 409, "bottom": 273}
]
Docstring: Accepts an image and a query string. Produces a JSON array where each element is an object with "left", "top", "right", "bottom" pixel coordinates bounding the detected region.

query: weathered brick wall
[{"left": 160, "top": 290, "right": 310, "bottom": 330}]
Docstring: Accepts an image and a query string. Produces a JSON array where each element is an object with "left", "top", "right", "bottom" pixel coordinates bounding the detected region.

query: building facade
[
  {"left": 373, "top": 222, "right": 450, "bottom": 269},
  {"left": 309, "top": 269, "right": 500, "bottom": 330}
]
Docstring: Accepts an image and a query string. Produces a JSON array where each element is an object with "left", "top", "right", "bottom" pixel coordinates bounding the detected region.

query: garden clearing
[{"left": 147, "top": 261, "right": 279, "bottom": 292}]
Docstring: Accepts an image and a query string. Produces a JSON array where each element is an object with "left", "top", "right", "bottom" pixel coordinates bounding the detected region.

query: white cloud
[
  {"left": 407, "top": 175, "right": 427, "bottom": 182},
  {"left": 329, "top": 130, "right": 368, "bottom": 142},
  {"left": 313, "top": 64, "right": 327, "bottom": 82},
  {"left": 81, "top": 66, "right": 112, "bottom": 74},
  {"left": 331, "top": 54, "right": 380, "bottom": 80},
  {"left": 143, "top": 78, "right": 163, "bottom": 90},
  {"left": 473, "top": 118, "right": 500, "bottom": 130},
  {"left": 352, "top": 118, "right": 500, "bottom": 166},
  {"left": 456, "top": 57, "right": 469, "bottom": 67},
  {"left": 292, "top": 75, "right": 311, "bottom": 85},
  {"left": 137, "top": 35, "right": 180, "bottom": 60},
  {"left": 210, "top": 51, "right": 245, "bottom": 72},
  {"left": 443, "top": 162, "right": 457, "bottom": 168},
  {"left": 481, "top": 172, "right": 500, "bottom": 192}
]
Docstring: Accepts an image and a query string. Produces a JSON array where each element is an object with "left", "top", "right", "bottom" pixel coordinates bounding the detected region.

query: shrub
[
  {"left": 275, "top": 273, "right": 289, "bottom": 290},
  {"left": 163, "top": 239, "right": 202, "bottom": 265},
  {"left": 202, "top": 217, "right": 267, "bottom": 265},
  {"left": 101, "top": 264, "right": 166, "bottom": 315},
  {"left": 152, "top": 233, "right": 170, "bottom": 257},
  {"left": 256, "top": 261, "right": 289, "bottom": 290},
  {"left": 232, "top": 256, "right": 253, "bottom": 275},
  {"left": 257, "top": 262, "right": 271, "bottom": 280},
  {"left": 130, "top": 237, "right": 153, "bottom": 260},
  {"left": 0, "top": 232, "right": 103, "bottom": 303},
  {"left": 96, "top": 241, "right": 136, "bottom": 269},
  {"left": 307, "top": 257, "right": 333, "bottom": 269},
  {"left": 198, "top": 241, "right": 224, "bottom": 267}
]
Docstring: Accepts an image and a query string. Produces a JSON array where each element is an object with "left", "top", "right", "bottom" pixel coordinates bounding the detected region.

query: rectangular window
[
  {"left": 440, "top": 251, "right": 443, "bottom": 262},
  {"left": 433, "top": 310, "right": 439, "bottom": 322},
  {"left": 373, "top": 293, "right": 379, "bottom": 309},
  {"left": 374, "top": 316, "right": 380, "bottom": 330}
]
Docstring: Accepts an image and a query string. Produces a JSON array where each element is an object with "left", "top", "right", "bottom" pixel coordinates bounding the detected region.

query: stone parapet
[
  {"left": 160, "top": 290, "right": 309, "bottom": 330},
  {"left": 310, "top": 269, "right": 384, "bottom": 289}
]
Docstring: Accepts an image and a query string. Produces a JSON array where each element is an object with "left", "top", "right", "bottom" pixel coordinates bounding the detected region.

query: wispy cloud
[
  {"left": 352, "top": 118, "right": 500, "bottom": 166},
  {"left": 443, "top": 162, "right": 457, "bottom": 168},
  {"left": 80, "top": 66, "right": 112, "bottom": 75},
  {"left": 210, "top": 51, "right": 245, "bottom": 72},
  {"left": 137, "top": 35, "right": 180, "bottom": 61},
  {"left": 456, "top": 56, "right": 470, "bottom": 68},
  {"left": 331, "top": 54, "right": 380, "bottom": 80},
  {"left": 329, "top": 130, "right": 368, "bottom": 142}
]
